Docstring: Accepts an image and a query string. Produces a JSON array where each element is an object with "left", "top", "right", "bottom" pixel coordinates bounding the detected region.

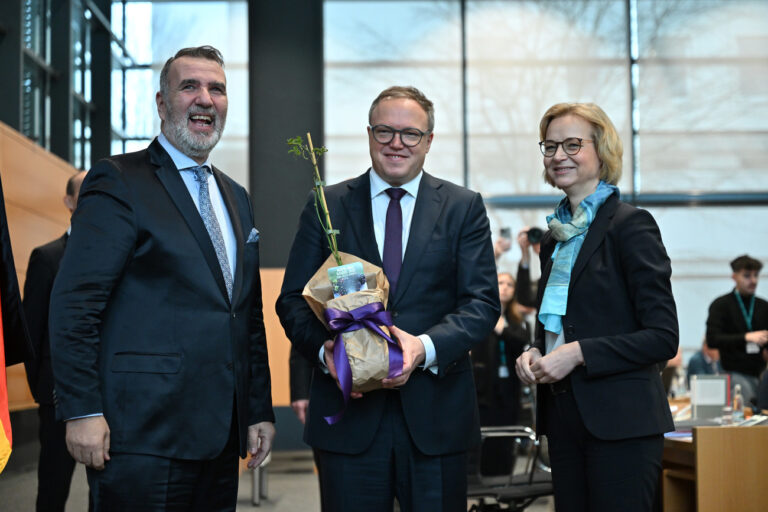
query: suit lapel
[
  {"left": 339, "top": 171, "right": 382, "bottom": 266},
  {"left": 569, "top": 193, "right": 619, "bottom": 288},
  {"left": 392, "top": 172, "right": 444, "bottom": 307},
  {"left": 150, "top": 140, "right": 230, "bottom": 303},
  {"left": 213, "top": 167, "right": 245, "bottom": 303}
]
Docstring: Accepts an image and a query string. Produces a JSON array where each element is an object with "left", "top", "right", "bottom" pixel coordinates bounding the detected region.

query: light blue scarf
[{"left": 538, "top": 181, "right": 619, "bottom": 334}]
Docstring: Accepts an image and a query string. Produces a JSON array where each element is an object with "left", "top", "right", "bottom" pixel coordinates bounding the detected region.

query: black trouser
[
  {"left": 36, "top": 404, "right": 77, "bottom": 512},
  {"left": 86, "top": 415, "right": 239, "bottom": 511},
  {"left": 544, "top": 383, "right": 663, "bottom": 512},
  {"left": 315, "top": 391, "right": 468, "bottom": 512}
]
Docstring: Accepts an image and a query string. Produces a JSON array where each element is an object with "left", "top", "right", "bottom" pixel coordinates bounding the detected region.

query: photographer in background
[
  {"left": 516, "top": 226, "right": 543, "bottom": 308},
  {"left": 493, "top": 227, "right": 513, "bottom": 260},
  {"left": 493, "top": 226, "right": 543, "bottom": 309}
]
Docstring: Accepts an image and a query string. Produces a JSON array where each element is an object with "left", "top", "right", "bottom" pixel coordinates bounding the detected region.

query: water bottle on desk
[{"left": 732, "top": 384, "right": 744, "bottom": 423}]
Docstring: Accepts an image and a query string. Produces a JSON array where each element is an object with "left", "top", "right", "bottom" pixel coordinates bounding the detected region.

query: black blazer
[
  {"left": 0, "top": 171, "right": 33, "bottom": 367},
  {"left": 276, "top": 170, "right": 500, "bottom": 455},
  {"left": 49, "top": 139, "right": 274, "bottom": 460},
  {"left": 533, "top": 195, "right": 678, "bottom": 440},
  {"left": 289, "top": 345, "right": 313, "bottom": 403},
  {"left": 23, "top": 234, "right": 67, "bottom": 404}
]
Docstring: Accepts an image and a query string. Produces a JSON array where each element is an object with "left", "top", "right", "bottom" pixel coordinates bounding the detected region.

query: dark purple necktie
[{"left": 383, "top": 187, "right": 407, "bottom": 295}]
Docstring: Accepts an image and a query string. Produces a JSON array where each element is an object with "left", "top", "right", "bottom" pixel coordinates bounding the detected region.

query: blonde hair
[{"left": 539, "top": 103, "right": 623, "bottom": 186}]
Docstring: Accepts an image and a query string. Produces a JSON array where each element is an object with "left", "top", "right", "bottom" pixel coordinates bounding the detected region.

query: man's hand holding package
[
  {"left": 323, "top": 339, "right": 363, "bottom": 398},
  {"left": 65, "top": 416, "right": 111, "bottom": 470},
  {"left": 382, "top": 325, "right": 426, "bottom": 389}
]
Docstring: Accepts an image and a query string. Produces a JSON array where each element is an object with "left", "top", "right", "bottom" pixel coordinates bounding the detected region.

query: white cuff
[
  {"left": 66, "top": 412, "right": 104, "bottom": 421},
  {"left": 318, "top": 346, "right": 330, "bottom": 374},
  {"left": 418, "top": 334, "right": 438, "bottom": 375}
]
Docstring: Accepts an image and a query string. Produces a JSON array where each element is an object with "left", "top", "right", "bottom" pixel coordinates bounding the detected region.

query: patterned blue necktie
[{"left": 192, "top": 166, "right": 233, "bottom": 300}]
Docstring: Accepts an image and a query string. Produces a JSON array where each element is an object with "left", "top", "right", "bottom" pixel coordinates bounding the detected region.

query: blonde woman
[{"left": 515, "top": 103, "right": 678, "bottom": 512}]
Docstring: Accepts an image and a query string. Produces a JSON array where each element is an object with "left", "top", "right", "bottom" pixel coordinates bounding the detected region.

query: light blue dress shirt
[{"left": 158, "top": 133, "right": 237, "bottom": 275}]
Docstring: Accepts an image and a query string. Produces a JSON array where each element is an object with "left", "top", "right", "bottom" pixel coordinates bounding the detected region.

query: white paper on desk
[{"left": 691, "top": 375, "right": 727, "bottom": 406}]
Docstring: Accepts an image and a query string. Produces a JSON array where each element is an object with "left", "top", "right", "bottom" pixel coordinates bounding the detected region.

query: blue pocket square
[{"left": 246, "top": 228, "right": 260, "bottom": 244}]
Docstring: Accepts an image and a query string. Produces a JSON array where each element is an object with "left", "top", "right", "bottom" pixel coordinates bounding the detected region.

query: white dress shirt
[{"left": 368, "top": 169, "right": 437, "bottom": 371}]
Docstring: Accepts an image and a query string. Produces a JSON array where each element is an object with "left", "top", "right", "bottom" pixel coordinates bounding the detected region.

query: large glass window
[
  {"left": 324, "top": 1, "right": 463, "bottom": 185},
  {"left": 466, "top": 0, "right": 631, "bottom": 199},
  {"left": 21, "top": 0, "right": 52, "bottom": 148},
  {"left": 635, "top": 0, "right": 768, "bottom": 193},
  {"left": 110, "top": 1, "right": 249, "bottom": 187}
]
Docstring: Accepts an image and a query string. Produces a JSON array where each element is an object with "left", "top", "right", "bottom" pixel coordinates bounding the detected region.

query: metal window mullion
[{"left": 627, "top": 0, "right": 640, "bottom": 203}]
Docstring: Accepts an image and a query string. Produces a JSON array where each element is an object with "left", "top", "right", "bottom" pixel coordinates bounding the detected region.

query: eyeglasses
[
  {"left": 539, "top": 138, "right": 593, "bottom": 157},
  {"left": 369, "top": 124, "right": 430, "bottom": 147}
]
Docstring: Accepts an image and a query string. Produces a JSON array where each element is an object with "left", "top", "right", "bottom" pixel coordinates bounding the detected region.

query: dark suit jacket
[
  {"left": 0, "top": 171, "right": 33, "bottom": 367},
  {"left": 533, "top": 194, "right": 677, "bottom": 440},
  {"left": 289, "top": 345, "right": 313, "bottom": 403},
  {"left": 49, "top": 139, "right": 274, "bottom": 460},
  {"left": 276, "top": 170, "right": 499, "bottom": 456},
  {"left": 23, "top": 234, "right": 67, "bottom": 404}
]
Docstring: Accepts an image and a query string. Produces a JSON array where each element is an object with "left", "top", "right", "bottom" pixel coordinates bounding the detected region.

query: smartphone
[{"left": 500, "top": 227, "right": 511, "bottom": 239}]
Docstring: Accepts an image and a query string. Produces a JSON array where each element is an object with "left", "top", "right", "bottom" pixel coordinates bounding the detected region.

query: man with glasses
[
  {"left": 277, "top": 85, "right": 499, "bottom": 511},
  {"left": 706, "top": 255, "right": 768, "bottom": 406}
]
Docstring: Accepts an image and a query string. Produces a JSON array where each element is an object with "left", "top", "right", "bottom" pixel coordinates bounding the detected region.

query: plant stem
[{"left": 307, "top": 132, "right": 342, "bottom": 266}]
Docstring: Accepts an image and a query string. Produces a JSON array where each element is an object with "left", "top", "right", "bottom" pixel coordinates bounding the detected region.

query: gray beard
[{"left": 165, "top": 106, "right": 226, "bottom": 159}]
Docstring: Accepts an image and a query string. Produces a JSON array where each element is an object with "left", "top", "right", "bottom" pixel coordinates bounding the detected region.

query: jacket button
[
  {"left": 392, "top": 311, "right": 398, "bottom": 317},
  {"left": 231, "top": 312, "right": 237, "bottom": 319},
  {"left": 226, "top": 362, "right": 233, "bottom": 370},
  {"left": 566, "top": 325, "right": 575, "bottom": 335}
]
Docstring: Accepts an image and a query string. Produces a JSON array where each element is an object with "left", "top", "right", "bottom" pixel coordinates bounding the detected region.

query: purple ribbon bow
[{"left": 322, "top": 301, "right": 403, "bottom": 425}]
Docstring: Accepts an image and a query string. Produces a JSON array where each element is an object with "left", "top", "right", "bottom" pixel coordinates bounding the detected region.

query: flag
[
  {"left": 0, "top": 298, "right": 11, "bottom": 473},
  {"left": 0, "top": 170, "right": 33, "bottom": 474}
]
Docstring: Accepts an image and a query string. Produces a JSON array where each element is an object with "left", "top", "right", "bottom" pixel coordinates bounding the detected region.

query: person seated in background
[
  {"left": 758, "top": 366, "right": 768, "bottom": 412},
  {"left": 686, "top": 339, "right": 722, "bottom": 386},
  {"left": 471, "top": 272, "right": 529, "bottom": 475},
  {"left": 662, "top": 347, "right": 686, "bottom": 397},
  {"left": 706, "top": 254, "right": 768, "bottom": 407}
]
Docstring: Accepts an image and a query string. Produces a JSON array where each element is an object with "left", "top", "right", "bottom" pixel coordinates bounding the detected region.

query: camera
[{"left": 527, "top": 227, "right": 544, "bottom": 244}]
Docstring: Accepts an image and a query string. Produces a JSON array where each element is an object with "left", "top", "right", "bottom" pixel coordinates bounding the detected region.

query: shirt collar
[
  {"left": 157, "top": 132, "right": 213, "bottom": 171},
  {"left": 369, "top": 168, "right": 423, "bottom": 199}
]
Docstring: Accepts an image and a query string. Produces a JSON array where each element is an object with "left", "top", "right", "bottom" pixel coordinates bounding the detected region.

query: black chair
[{"left": 467, "top": 426, "right": 553, "bottom": 512}]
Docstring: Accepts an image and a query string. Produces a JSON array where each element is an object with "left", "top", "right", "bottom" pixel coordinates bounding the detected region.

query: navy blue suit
[
  {"left": 277, "top": 170, "right": 499, "bottom": 509},
  {"left": 49, "top": 139, "right": 274, "bottom": 507}
]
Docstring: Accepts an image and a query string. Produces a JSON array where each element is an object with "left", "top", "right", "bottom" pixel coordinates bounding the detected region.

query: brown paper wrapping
[{"left": 302, "top": 252, "right": 394, "bottom": 393}]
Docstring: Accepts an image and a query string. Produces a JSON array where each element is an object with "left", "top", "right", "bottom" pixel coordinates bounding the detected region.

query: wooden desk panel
[
  {"left": 663, "top": 426, "right": 768, "bottom": 512},
  {"left": 695, "top": 427, "right": 768, "bottom": 511}
]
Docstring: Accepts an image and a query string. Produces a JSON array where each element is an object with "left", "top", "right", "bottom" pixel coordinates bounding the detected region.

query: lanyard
[
  {"left": 498, "top": 339, "right": 507, "bottom": 367},
  {"left": 733, "top": 290, "right": 755, "bottom": 331}
]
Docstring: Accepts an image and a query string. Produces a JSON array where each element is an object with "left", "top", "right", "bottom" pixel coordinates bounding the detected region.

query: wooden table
[{"left": 662, "top": 426, "right": 768, "bottom": 512}]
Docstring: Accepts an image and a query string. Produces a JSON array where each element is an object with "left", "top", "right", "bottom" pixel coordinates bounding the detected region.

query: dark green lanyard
[
  {"left": 733, "top": 290, "right": 755, "bottom": 331},
  {"left": 498, "top": 339, "right": 507, "bottom": 367}
]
